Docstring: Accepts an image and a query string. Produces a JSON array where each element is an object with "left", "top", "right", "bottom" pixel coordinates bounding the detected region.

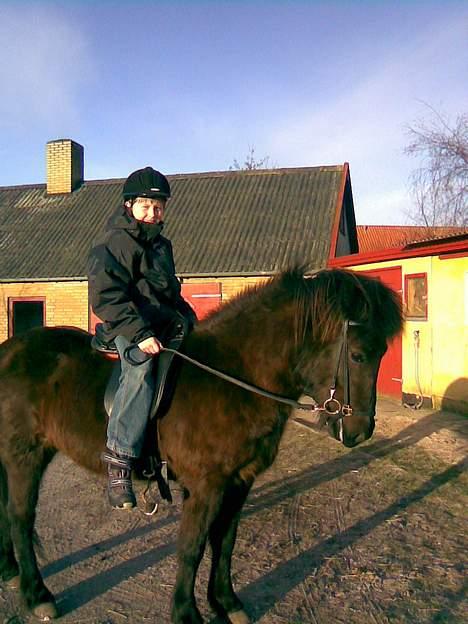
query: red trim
[
  {"left": 329, "top": 237, "right": 468, "bottom": 267},
  {"left": 364, "top": 265, "right": 401, "bottom": 275},
  {"left": 328, "top": 163, "right": 349, "bottom": 261},
  {"left": 439, "top": 251, "right": 467, "bottom": 260},
  {"left": 363, "top": 264, "right": 404, "bottom": 292},
  {"left": 404, "top": 273, "right": 428, "bottom": 321},
  {"left": 8, "top": 297, "right": 46, "bottom": 338}
]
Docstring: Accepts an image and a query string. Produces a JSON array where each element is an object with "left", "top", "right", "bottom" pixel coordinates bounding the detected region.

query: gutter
[
  {"left": 0, "top": 271, "right": 279, "bottom": 284},
  {"left": 0, "top": 276, "right": 88, "bottom": 283},
  {"left": 329, "top": 238, "right": 468, "bottom": 268},
  {"left": 178, "top": 271, "right": 277, "bottom": 279}
]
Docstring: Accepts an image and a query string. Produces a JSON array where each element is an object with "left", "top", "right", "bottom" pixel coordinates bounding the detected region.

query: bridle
[
  {"left": 144, "top": 318, "right": 360, "bottom": 426},
  {"left": 303, "top": 319, "right": 359, "bottom": 425}
]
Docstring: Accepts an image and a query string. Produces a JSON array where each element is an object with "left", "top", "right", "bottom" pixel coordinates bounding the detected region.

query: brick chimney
[{"left": 46, "top": 139, "right": 84, "bottom": 194}]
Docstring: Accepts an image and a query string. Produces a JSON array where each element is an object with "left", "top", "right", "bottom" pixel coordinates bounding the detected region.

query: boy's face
[{"left": 129, "top": 197, "right": 166, "bottom": 223}]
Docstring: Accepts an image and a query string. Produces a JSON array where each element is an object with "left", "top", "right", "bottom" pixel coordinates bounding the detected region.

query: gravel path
[{"left": 1, "top": 398, "right": 466, "bottom": 623}]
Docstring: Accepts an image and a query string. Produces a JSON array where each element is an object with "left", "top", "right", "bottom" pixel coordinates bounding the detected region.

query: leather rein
[{"left": 158, "top": 319, "right": 358, "bottom": 425}]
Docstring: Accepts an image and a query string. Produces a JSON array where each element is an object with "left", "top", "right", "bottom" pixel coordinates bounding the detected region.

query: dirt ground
[{"left": 1, "top": 397, "right": 466, "bottom": 624}]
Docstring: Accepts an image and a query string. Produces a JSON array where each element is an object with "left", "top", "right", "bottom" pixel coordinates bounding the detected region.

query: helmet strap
[{"left": 124, "top": 199, "right": 134, "bottom": 216}]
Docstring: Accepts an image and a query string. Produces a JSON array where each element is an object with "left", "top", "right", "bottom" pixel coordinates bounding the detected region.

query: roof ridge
[
  {"left": 167, "top": 164, "right": 344, "bottom": 179},
  {"left": 357, "top": 224, "right": 466, "bottom": 229},
  {"left": 357, "top": 223, "right": 464, "bottom": 230},
  {"left": 0, "top": 164, "right": 345, "bottom": 191}
]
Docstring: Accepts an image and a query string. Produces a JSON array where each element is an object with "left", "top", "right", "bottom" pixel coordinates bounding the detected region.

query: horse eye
[{"left": 351, "top": 352, "right": 365, "bottom": 363}]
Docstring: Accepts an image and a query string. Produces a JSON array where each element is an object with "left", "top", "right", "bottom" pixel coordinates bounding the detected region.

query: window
[
  {"left": 404, "top": 274, "right": 427, "bottom": 320},
  {"left": 8, "top": 298, "right": 45, "bottom": 337},
  {"left": 339, "top": 208, "right": 347, "bottom": 235}
]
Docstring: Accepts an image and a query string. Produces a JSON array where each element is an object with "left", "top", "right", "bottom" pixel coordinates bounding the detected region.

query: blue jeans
[{"left": 106, "top": 335, "right": 155, "bottom": 459}]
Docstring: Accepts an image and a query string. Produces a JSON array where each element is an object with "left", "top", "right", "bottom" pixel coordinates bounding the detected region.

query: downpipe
[{"left": 403, "top": 330, "right": 424, "bottom": 410}]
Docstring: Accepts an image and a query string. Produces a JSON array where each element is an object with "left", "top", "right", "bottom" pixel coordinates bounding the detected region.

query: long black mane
[{"left": 200, "top": 266, "right": 402, "bottom": 346}]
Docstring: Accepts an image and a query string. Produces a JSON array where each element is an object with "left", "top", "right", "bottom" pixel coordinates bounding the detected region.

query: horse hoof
[
  {"left": 228, "top": 610, "right": 251, "bottom": 624},
  {"left": 5, "top": 575, "right": 20, "bottom": 590},
  {"left": 32, "top": 601, "right": 59, "bottom": 621}
]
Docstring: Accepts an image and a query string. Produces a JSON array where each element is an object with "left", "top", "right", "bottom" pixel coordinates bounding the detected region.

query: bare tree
[
  {"left": 404, "top": 105, "right": 468, "bottom": 227},
  {"left": 230, "top": 145, "right": 272, "bottom": 171}
]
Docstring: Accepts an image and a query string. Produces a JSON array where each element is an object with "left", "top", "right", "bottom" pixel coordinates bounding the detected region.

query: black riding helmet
[{"left": 123, "top": 167, "right": 171, "bottom": 200}]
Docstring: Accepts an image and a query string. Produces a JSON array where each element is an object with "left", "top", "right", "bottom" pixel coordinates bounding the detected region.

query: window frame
[
  {"left": 8, "top": 297, "right": 46, "bottom": 338},
  {"left": 404, "top": 273, "right": 428, "bottom": 321}
]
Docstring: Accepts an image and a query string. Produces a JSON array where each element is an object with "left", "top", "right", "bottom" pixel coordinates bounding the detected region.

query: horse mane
[
  {"left": 300, "top": 268, "right": 403, "bottom": 343},
  {"left": 200, "top": 266, "right": 402, "bottom": 346}
]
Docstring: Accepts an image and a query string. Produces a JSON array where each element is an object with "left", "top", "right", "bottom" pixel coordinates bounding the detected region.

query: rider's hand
[{"left": 137, "top": 336, "right": 162, "bottom": 355}]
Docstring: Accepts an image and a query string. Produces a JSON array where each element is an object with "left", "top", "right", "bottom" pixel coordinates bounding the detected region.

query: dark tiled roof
[
  {"left": 357, "top": 225, "right": 468, "bottom": 253},
  {"left": 0, "top": 166, "right": 345, "bottom": 280}
]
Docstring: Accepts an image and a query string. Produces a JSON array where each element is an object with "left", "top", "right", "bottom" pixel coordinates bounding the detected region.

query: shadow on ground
[{"left": 47, "top": 408, "right": 466, "bottom": 619}]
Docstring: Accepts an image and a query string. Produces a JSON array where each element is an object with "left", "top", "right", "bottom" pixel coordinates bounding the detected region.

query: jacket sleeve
[{"left": 88, "top": 242, "right": 155, "bottom": 343}]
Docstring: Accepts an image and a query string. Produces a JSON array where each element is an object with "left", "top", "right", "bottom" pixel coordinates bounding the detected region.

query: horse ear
[{"left": 332, "top": 270, "right": 371, "bottom": 324}]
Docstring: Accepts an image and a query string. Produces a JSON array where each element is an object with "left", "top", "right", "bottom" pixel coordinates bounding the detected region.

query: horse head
[{"left": 293, "top": 269, "right": 403, "bottom": 448}]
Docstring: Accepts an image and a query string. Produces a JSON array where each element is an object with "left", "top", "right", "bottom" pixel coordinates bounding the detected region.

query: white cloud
[{"left": 0, "top": 5, "right": 96, "bottom": 129}]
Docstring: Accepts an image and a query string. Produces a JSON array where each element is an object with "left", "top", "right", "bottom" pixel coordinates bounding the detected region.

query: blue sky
[{"left": 1, "top": 0, "right": 466, "bottom": 224}]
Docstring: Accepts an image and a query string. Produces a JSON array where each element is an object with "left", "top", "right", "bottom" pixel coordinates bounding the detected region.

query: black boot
[{"left": 102, "top": 449, "right": 137, "bottom": 509}]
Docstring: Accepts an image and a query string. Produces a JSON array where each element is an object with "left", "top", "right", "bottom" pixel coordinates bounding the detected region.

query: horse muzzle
[{"left": 329, "top": 411, "right": 375, "bottom": 448}]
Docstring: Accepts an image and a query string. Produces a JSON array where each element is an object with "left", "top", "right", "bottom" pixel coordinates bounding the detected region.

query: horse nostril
[{"left": 344, "top": 431, "right": 368, "bottom": 448}]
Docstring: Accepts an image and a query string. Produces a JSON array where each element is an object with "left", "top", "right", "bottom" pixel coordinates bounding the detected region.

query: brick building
[{"left": 0, "top": 139, "right": 358, "bottom": 342}]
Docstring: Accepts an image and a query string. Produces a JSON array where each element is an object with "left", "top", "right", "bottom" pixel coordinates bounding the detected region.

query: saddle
[
  {"left": 92, "top": 318, "right": 187, "bottom": 420},
  {"left": 91, "top": 318, "right": 189, "bottom": 508}
]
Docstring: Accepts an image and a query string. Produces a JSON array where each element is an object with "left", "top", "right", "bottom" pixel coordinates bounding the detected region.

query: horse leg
[
  {"left": 0, "top": 462, "right": 20, "bottom": 587},
  {"left": 207, "top": 478, "right": 252, "bottom": 624},
  {"left": 5, "top": 448, "right": 58, "bottom": 620},
  {"left": 171, "top": 481, "right": 225, "bottom": 624}
]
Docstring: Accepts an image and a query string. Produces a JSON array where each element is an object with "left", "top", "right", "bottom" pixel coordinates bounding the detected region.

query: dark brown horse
[{"left": 0, "top": 268, "right": 402, "bottom": 624}]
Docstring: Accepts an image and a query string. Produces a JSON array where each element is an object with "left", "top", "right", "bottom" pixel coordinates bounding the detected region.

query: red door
[
  {"left": 181, "top": 283, "right": 222, "bottom": 320},
  {"left": 361, "top": 266, "right": 403, "bottom": 399}
]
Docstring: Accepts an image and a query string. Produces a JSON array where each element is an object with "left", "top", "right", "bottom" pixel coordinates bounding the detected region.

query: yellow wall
[
  {"left": 351, "top": 255, "right": 468, "bottom": 413},
  {"left": 0, "top": 281, "right": 88, "bottom": 343}
]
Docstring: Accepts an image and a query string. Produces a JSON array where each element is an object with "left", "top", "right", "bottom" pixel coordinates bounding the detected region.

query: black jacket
[{"left": 88, "top": 207, "right": 196, "bottom": 344}]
